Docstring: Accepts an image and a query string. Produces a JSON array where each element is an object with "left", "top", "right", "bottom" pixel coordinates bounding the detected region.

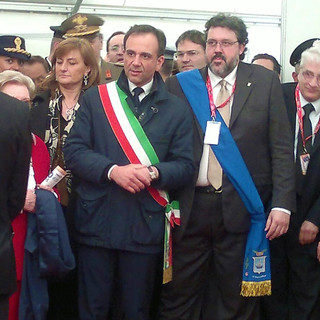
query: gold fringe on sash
[
  {"left": 240, "top": 280, "right": 271, "bottom": 297},
  {"left": 163, "top": 266, "right": 173, "bottom": 284}
]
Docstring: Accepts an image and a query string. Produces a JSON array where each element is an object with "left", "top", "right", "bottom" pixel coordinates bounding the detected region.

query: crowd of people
[{"left": 1, "top": 10, "right": 320, "bottom": 320}]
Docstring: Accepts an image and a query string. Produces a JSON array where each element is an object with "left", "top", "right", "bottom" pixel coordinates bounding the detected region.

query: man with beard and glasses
[{"left": 158, "top": 13, "right": 295, "bottom": 320}]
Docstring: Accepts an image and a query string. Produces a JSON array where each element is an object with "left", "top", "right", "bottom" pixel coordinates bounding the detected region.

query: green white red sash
[{"left": 98, "top": 81, "right": 180, "bottom": 283}]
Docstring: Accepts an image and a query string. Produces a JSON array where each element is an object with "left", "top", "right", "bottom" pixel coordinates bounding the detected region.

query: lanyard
[
  {"left": 206, "top": 75, "right": 236, "bottom": 119},
  {"left": 295, "top": 85, "right": 320, "bottom": 152}
]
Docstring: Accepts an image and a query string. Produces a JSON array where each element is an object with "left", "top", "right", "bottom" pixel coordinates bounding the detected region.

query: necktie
[
  {"left": 132, "top": 87, "right": 144, "bottom": 113},
  {"left": 216, "top": 80, "right": 230, "bottom": 125},
  {"left": 207, "top": 80, "right": 230, "bottom": 189},
  {"left": 296, "top": 103, "right": 314, "bottom": 193}
]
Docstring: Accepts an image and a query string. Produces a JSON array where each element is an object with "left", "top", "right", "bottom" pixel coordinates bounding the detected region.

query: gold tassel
[
  {"left": 163, "top": 266, "right": 172, "bottom": 284},
  {"left": 240, "top": 280, "right": 271, "bottom": 297}
]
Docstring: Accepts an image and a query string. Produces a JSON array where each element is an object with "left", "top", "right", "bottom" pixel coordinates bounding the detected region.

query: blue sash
[{"left": 177, "top": 69, "right": 271, "bottom": 296}]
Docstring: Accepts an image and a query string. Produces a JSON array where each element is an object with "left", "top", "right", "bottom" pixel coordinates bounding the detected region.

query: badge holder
[
  {"left": 299, "top": 153, "right": 310, "bottom": 175},
  {"left": 204, "top": 120, "right": 221, "bottom": 145}
]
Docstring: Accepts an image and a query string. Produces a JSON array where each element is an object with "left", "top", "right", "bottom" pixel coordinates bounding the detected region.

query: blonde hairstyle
[
  {"left": 40, "top": 37, "right": 100, "bottom": 97},
  {"left": 0, "top": 70, "right": 35, "bottom": 99}
]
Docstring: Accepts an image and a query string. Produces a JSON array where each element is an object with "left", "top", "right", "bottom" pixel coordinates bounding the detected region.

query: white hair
[
  {"left": 300, "top": 40, "right": 320, "bottom": 68},
  {"left": 0, "top": 70, "right": 35, "bottom": 99}
]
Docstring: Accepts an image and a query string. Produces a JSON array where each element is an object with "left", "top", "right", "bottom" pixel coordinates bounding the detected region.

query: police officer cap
[
  {"left": 290, "top": 38, "right": 320, "bottom": 66},
  {"left": 50, "top": 25, "right": 65, "bottom": 39},
  {"left": 0, "top": 35, "right": 31, "bottom": 61},
  {"left": 61, "top": 13, "right": 104, "bottom": 38}
]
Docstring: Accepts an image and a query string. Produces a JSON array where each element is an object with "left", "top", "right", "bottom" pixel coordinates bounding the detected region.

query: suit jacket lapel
[{"left": 230, "top": 62, "right": 253, "bottom": 128}]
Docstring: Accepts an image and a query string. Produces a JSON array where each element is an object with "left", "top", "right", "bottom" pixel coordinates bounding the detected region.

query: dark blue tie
[{"left": 132, "top": 87, "right": 144, "bottom": 113}]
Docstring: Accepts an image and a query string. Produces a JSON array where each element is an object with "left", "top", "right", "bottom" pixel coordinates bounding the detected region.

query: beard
[{"left": 209, "top": 53, "right": 239, "bottom": 78}]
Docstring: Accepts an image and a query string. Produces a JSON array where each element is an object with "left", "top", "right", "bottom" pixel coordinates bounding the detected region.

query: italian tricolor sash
[{"left": 98, "top": 81, "right": 179, "bottom": 283}]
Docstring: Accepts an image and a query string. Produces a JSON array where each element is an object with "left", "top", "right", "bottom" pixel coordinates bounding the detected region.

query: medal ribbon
[
  {"left": 206, "top": 75, "right": 236, "bottom": 119},
  {"left": 295, "top": 84, "right": 320, "bottom": 152}
]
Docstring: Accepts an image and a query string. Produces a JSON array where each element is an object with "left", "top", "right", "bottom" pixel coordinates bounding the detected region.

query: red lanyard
[
  {"left": 206, "top": 75, "right": 236, "bottom": 119},
  {"left": 295, "top": 85, "right": 320, "bottom": 151}
]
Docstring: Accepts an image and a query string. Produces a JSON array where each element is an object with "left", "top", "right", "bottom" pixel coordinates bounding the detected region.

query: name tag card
[{"left": 204, "top": 121, "right": 221, "bottom": 145}]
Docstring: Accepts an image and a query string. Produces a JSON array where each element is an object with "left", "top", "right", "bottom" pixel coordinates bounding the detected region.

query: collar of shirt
[
  {"left": 299, "top": 91, "right": 320, "bottom": 116},
  {"left": 128, "top": 79, "right": 153, "bottom": 101},
  {"left": 45, "top": 57, "right": 52, "bottom": 68},
  {"left": 208, "top": 65, "right": 238, "bottom": 113},
  {"left": 208, "top": 65, "right": 238, "bottom": 93},
  {"left": 294, "top": 91, "right": 320, "bottom": 153}
]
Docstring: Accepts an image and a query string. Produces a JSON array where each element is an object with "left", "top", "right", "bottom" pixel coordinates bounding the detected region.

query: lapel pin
[{"left": 247, "top": 82, "right": 251, "bottom": 87}]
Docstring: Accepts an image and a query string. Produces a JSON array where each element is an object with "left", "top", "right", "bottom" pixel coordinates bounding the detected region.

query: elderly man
[
  {"left": 175, "top": 29, "right": 208, "bottom": 73},
  {"left": 0, "top": 35, "right": 30, "bottom": 72},
  {"left": 159, "top": 13, "right": 295, "bottom": 320},
  {"left": 64, "top": 24, "right": 194, "bottom": 320},
  {"left": 290, "top": 38, "right": 319, "bottom": 82},
  {"left": 262, "top": 40, "right": 320, "bottom": 320}
]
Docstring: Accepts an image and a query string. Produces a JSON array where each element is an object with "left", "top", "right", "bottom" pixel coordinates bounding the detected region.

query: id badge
[
  {"left": 204, "top": 121, "right": 221, "bottom": 145},
  {"left": 300, "top": 153, "right": 310, "bottom": 175}
]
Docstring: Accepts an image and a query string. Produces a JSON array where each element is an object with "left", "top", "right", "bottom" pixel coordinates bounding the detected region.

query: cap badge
[
  {"left": 14, "top": 37, "right": 22, "bottom": 50},
  {"left": 73, "top": 15, "right": 88, "bottom": 26}
]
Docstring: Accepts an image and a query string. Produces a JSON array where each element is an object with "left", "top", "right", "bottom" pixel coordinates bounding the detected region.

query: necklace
[{"left": 63, "top": 98, "right": 78, "bottom": 121}]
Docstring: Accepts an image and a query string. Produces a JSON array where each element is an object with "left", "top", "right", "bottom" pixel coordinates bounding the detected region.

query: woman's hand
[{"left": 24, "top": 189, "right": 36, "bottom": 213}]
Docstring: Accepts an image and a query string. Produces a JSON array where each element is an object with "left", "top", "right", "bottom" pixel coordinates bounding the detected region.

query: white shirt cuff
[
  {"left": 107, "top": 165, "right": 118, "bottom": 180},
  {"left": 272, "top": 207, "right": 291, "bottom": 216}
]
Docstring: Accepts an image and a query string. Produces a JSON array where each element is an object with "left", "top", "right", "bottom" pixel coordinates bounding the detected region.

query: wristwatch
[{"left": 148, "top": 166, "right": 158, "bottom": 180}]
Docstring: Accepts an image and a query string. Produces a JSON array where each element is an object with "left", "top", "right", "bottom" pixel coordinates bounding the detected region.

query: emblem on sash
[{"left": 252, "top": 250, "right": 267, "bottom": 274}]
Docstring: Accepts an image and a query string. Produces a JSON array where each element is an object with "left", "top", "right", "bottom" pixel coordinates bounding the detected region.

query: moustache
[{"left": 211, "top": 54, "right": 226, "bottom": 63}]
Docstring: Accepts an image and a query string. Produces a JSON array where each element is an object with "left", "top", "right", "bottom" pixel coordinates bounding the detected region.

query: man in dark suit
[
  {"left": 158, "top": 13, "right": 295, "bottom": 320},
  {"left": 63, "top": 24, "right": 194, "bottom": 320},
  {"left": 262, "top": 40, "right": 320, "bottom": 320},
  {"left": 0, "top": 92, "right": 31, "bottom": 319}
]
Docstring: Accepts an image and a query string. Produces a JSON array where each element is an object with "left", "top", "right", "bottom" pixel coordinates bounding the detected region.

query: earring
[{"left": 83, "top": 74, "right": 89, "bottom": 86}]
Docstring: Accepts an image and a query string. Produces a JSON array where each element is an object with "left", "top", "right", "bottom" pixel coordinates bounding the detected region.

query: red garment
[{"left": 9, "top": 135, "right": 50, "bottom": 320}]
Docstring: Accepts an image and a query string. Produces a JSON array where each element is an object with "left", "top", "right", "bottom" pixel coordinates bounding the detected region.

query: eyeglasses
[
  {"left": 174, "top": 50, "right": 200, "bottom": 59},
  {"left": 110, "top": 45, "right": 124, "bottom": 52},
  {"left": 206, "top": 40, "right": 239, "bottom": 48},
  {"left": 301, "top": 70, "right": 320, "bottom": 86}
]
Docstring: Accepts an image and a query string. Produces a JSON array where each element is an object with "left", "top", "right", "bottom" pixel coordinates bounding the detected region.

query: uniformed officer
[
  {"left": 0, "top": 35, "right": 30, "bottom": 72},
  {"left": 61, "top": 13, "right": 123, "bottom": 84},
  {"left": 290, "top": 38, "right": 320, "bottom": 82}
]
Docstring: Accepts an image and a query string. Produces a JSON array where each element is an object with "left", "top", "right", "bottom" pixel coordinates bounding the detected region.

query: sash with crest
[
  {"left": 177, "top": 69, "right": 271, "bottom": 297},
  {"left": 98, "top": 81, "right": 179, "bottom": 283}
]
